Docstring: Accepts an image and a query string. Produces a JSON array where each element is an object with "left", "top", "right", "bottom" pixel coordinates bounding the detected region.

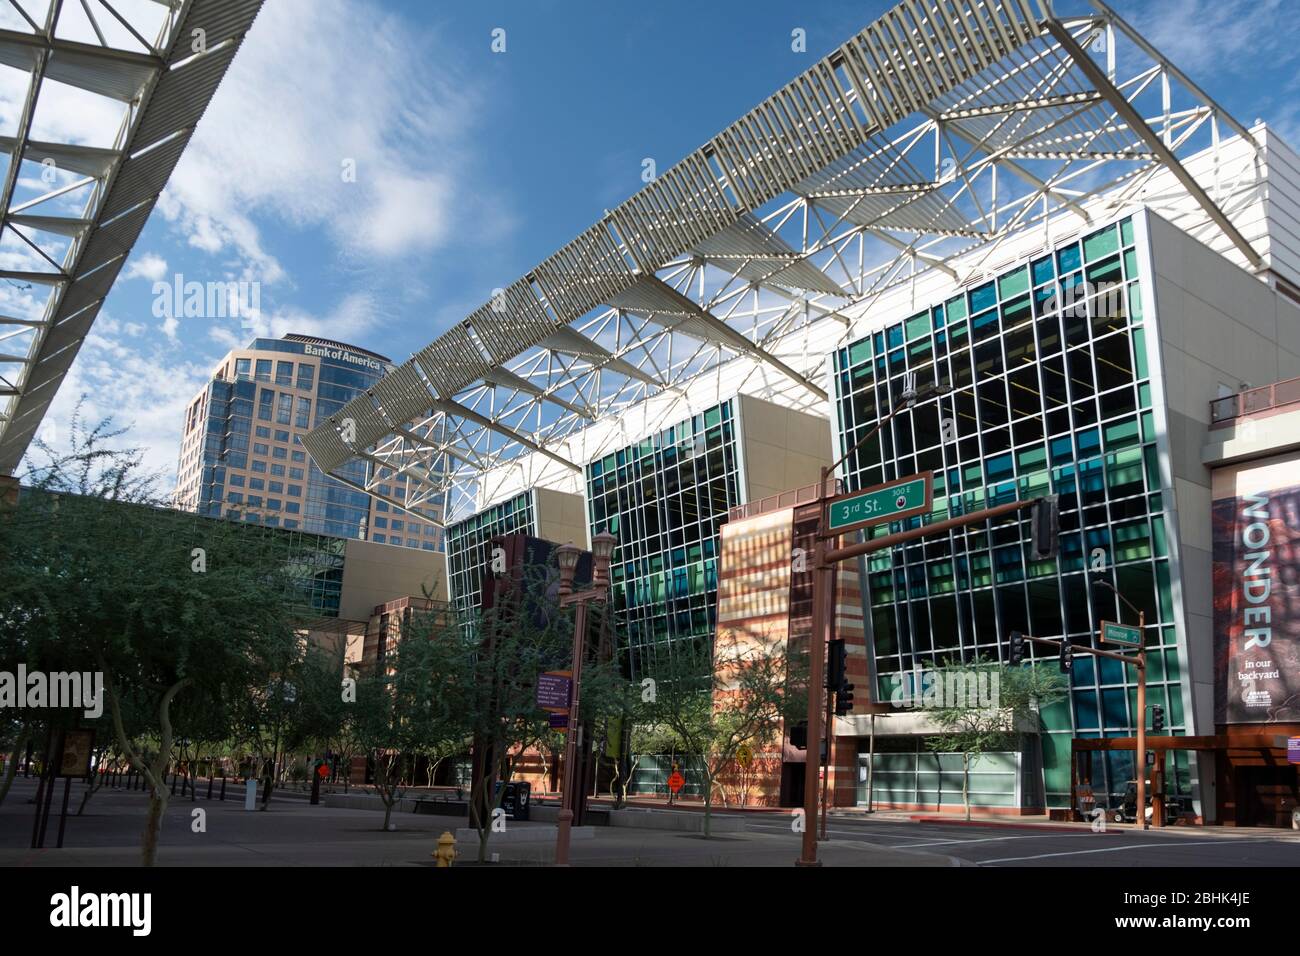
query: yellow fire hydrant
[{"left": 433, "top": 830, "right": 458, "bottom": 867}]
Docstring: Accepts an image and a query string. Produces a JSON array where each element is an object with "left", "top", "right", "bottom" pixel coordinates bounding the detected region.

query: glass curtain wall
[
  {"left": 832, "top": 215, "right": 1188, "bottom": 807},
  {"left": 586, "top": 400, "right": 741, "bottom": 679},
  {"left": 445, "top": 490, "right": 537, "bottom": 622}
]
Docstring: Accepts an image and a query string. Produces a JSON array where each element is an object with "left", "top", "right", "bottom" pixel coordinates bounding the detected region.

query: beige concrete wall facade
[
  {"left": 339, "top": 536, "right": 446, "bottom": 621},
  {"left": 737, "top": 393, "right": 833, "bottom": 502},
  {"left": 1144, "top": 209, "right": 1300, "bottom": 818},
  {"left": 1203, "top": 406, "right": 1300, "bottom": 468},
  {"left": 534, "top": 486, "right": 588, "bottom": 548}
]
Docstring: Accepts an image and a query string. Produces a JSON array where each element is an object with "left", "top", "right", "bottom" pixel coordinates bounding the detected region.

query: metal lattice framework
[
  {"left": 0, "top": 0, "right": 263, "bottom": 473},
  {"left": 302, "top": 0, "right": 1266, "bottom": 525}
]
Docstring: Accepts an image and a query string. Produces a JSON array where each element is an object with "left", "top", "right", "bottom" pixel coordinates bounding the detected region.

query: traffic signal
[
  {"left": 1152, "top": 704, "right": 1165, "bottom": 733},
  {"left": 1031, "top": 495, "right": 1059, "bottom": 560},
  {"left": 826, "top": 638, "right": 847, "bottom": 691},
  {"left": 835, "top": 682, "right": 856, "bottom": 716},
  {"left": 1058, "top": 638, "right": 1073, "bottom": 674},
  {"left": 1009, "top": 630, "right": 1025, "bottom": 666},
  {"left": 790, "top": 722, "right": 808, "bottom": 750}
]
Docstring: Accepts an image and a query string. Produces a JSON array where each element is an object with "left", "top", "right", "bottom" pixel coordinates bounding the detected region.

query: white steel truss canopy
[
  {"left": 303, "top": 0, "right": 1267, "bottom": 525},
  {"left": 0, "top": 0, "right": 264, "bottom": 474}
]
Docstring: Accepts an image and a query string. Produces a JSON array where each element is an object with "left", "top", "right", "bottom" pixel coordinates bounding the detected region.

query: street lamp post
[
  {"left": 553, "top": 531, "right": 617, "bottom": 866},
  {"left": 1095, "top": 578, "right": 1149, "bottom": 831}
]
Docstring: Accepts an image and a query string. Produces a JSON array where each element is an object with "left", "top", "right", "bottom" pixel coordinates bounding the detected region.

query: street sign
[
  {"left": 1288, "top": 737, "right": 1300, "bottom": 764},
  {"left": 536, "top": 672, "right": 572, "bottom": 710},
  {"left": 548, "top": 712, "right": 568, "bottom": 730},
  {"left": 824, "top": 472, "right": 932, "bottom": 535},
  {"left": 57, "top": 729, "right": 94, "bottom": 778},
  {"left": 1100, "top": 620, "right": 1142, "bottom": 647},
  {"left": 667, "top": 771, "right": 685, "bottom": 794},
  {"left": 737, "top": 744, "right": 753, "bottom": 768}
]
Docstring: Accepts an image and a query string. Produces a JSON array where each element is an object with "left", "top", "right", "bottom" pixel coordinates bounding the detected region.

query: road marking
[
  {"left": 893, "top": 833, "right": 1103, "bottom": 848},
  {"left": 978, "top": 839, "right": 1275, "bottom": 864},
  {"left": 746, "top": 822, "right": 921, "bottom": 841}
]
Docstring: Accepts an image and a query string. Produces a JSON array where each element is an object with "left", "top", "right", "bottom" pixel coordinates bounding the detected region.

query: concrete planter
[
  {"left": 606, "top": 808, "right": 745, "bottom": 833},
  {"left": 453, "top": 825, "right": 594, "bottom": 844}
]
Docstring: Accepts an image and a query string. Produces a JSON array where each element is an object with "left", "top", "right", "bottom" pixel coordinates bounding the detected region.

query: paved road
[
  {"left": 745, "top": 812, "right": 1300, "bottom": 866},
  {"left": 3, "top": 778, "right": 1296, "bottom": 866}
]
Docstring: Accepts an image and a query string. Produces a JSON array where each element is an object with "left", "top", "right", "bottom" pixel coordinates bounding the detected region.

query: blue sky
[{"left": 30, "top": 0, "right": 1300, "bottom": 487}]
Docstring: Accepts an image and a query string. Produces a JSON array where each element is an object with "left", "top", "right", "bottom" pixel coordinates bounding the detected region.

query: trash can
[{"left": 495, "top": 781, "right": 531, "bottom": 820}]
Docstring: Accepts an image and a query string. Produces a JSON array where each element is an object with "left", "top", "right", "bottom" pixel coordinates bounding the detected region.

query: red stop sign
[{"left": 667, "top": 771, "right": 685, "bottom": 794}]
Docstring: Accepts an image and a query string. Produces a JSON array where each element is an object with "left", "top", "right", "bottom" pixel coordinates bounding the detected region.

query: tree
[
  {"left": 0, "top": 715, "right": 29, "bottom": 807},
  {"left": 643, "top": 631, "right": 799, "bottom": 837},
  {"left": 925, "top": 657, "right": 1068, "bottom": 821},
  {"left": 22, "top": 396, "right": 164, "bottom": 501},
  {"left": 348, "top": 612, "right": 473, "bottom": 832},
  {"left": 0, "top": 409, "right": 301, "bottom": 864},
  {"left": 459, "top": 563, "right": 624, "bottom": 863},
  {"left": 0, "top": 398, "right": 162, "bottom": 810}
]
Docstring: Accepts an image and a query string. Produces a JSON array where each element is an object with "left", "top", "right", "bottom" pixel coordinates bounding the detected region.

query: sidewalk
[{"left": 829, "top": 806, "right": 1300, "bottom": 840}]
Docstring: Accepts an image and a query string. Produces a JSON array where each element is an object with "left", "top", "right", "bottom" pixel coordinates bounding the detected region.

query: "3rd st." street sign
[{"left": 824, "top": 472, "right": 932, "bottom": 536}]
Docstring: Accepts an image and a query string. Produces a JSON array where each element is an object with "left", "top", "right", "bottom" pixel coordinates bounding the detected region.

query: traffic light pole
[
  {"left": 820, "top": 655, "right": 834, "bottom": 841},
  {"left": 1024, "top": 626, "right": 1147, "bottom": 830},
  {"left": 799, "top": 493, "right": 1043, "bottom": 866},
  {"left": 798, "top": 530, "right": 830, "bottom": 867}
]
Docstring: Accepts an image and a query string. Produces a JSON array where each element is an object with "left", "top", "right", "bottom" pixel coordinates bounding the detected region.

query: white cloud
[
  {"left": 31, "top": 319, "right": 214, "bottom": 492},
  {"left": 158, "top": 0, "right": 490, "bottom": 280},
  {"left": 1135, "top": 1, "right": 1293, "bottom": 77},
  {"left": 208, "top": 291, "right": 382, "bottom": 353},
  {"left": 124, "top": 252, "right": 169, "bottom": 282}
]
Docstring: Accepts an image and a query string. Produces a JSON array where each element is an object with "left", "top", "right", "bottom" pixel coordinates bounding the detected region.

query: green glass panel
[
  {"left": 1104, "top": 418, "right": 1139, "bottom": 451},
  {"left": 1146, "top": 654, "right": 1164, "bottom": 681},
  {"left": 1128, "top": 283, "right": 1143, "bottom": 323},
  {"left": 1083, "top": 225, "right": 1119, "bottom": 261},
  {"left": 1168, "top": 690, "right": 1184, "bottom": 728},
  {"left": 999, "top": 266, "right": 1029, "bottom": 299},
  {"left": 1144, "top": 446, "right": 1160, "bottom": 488},
  {"left": 906, "top": 312, "right": 930, "bottom": 341},
  {"left": 1041, "top": 731, "right": 1073, "bottom": 796},
  {"left": 1156, "top": 561, "right": 1173, "bottom": 622},
  {"left": 1164, "top": 649, "right": 1180, "bottom": 682},
  {"left": 1120, "top": 217, "right": 1135, "bottom": 247},
  {"left": 1087, "top": 255, "right": 1122, "bottom": 285},
  {"left": 1133, "top": 327, "right": 1149, "bottom": 379},
  {"left": 1138, "top": 382, "right": 1152, "bottom": 409},
  {"left": 1140, "top": 410, "right": 1156, "bottom": 442},
  {"left": 1123, "top": 248, "right": 1138, "bottom": 279},
  {"left": 946, "top": 295, "right": 968, "bottom": 321},
  {"left": 1113, "top": 520, "right": 1151, "bottom": 561},
  {"left": 849, "top": 339, "right": 872, "bottom": 366},
  {"left": 705, "top": 406, "right": 721, "bottom": 427},
  {"left": 1151, "top": 515, "right": 1169, "bottom": 557}
]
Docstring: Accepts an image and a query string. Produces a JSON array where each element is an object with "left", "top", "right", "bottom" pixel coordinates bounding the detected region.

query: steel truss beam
[
  {"left": 0, "top": 0, "right": 266, "bottom": 474},
  {"left": 304, "top": 0, "right": 1265, "bottom": 524}
]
